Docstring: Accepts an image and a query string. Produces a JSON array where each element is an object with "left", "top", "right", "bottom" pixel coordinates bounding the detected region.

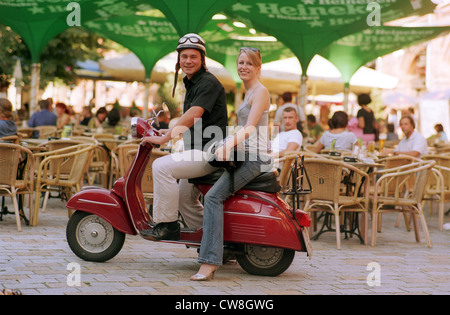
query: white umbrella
[{"left": 98, "top": 53, "right": 398, "bottom": 97}]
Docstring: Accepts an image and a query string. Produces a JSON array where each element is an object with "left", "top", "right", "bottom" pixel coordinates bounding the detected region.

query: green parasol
[
  {"left": 149, "top": 0, "right": 238, "bottom": 36},
  {"left": 321, "top": 26, "right": 450, "bottom": 110},
  {"left": 84, "top": 15, "right": 178, "bottom": 118},
  {"left": 0, "top": 0, "right": 153, "bottom": 113},
  {"left": 225, "top": 0, "right": 437, "bottom": 107}
]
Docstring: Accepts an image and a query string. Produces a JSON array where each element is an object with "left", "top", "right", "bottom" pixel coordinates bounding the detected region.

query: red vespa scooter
[{"left": 66, "top": 110, "right": 312, "bottom": 276}]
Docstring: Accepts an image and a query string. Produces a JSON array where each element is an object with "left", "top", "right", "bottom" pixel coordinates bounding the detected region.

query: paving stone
[{"left": 1, "top": 197, "right": 449, "bottom": 295}]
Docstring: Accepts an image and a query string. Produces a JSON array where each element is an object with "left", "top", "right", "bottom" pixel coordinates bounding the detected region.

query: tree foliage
[{"left": 0, "top": 24, "right": 111, "bottom": 89}]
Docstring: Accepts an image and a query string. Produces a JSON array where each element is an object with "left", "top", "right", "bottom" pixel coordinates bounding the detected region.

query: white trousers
[{"left": 152, "top": 149, "right": 216, "bottom": 228}]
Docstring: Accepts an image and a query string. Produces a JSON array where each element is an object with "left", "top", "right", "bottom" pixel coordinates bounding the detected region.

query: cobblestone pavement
[{"left": 1, "top": 197, "right": 449, "bottom": 295}]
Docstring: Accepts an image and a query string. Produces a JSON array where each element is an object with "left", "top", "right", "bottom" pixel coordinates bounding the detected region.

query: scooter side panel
[
  {"left": 66, "top": 188, "right": 137, "bottom": 235},
  {"left": 223, "top": 191, "right": 304, "bottom": 251}
]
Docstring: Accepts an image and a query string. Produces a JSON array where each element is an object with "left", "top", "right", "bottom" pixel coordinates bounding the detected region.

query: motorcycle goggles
[{"left": 178, "top": 35, "right": 206, "bottom": 47}]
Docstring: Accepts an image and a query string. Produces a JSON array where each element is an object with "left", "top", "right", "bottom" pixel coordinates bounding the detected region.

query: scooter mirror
[
  {"left": 162, "top": 102, "right": 171, "bottom": 119},
  {"left": 150, "top": 102, "right": 170, "bottom": 128},
  {"left": 151, "top": 110, "right": 160, "bottom": 128}
]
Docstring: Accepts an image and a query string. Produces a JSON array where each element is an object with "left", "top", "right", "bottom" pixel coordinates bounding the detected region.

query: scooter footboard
[{"left": 66, "top": 188, "right": 137, "bottom": 235}]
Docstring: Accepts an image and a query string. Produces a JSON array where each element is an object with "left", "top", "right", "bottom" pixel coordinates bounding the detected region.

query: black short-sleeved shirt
[
  {"left": 357, "top": 108, "right": 376, "bottom": 135},
  {"left": 182, "top": 68, "right": 228, "bottom": 151}
]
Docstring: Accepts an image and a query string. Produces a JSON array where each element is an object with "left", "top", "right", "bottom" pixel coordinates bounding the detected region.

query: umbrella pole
[
  {"left": 299, "top": 75, "right": 308, "bottom": 110},
  {"left": 144, "top": 77, "right": 150, "bottom": 119},
  {"left": 344, "top": 83, "right": 350, "bottom": 113},
  {"left": 30, "top": 63, "right": 41, "bottom": 115}
]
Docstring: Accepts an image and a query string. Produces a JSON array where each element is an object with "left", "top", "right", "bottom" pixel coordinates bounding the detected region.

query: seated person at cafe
[
  {"left": 0, "top": 98, "right": 17, "bottom": 138},
  {"left": 386, "top": 123, "right": 399, "bottom": 141},
  {"left": 28, "top": 99, "right": 57, "bottom": 128},
  {"left": 92, "top": 107, "right": 108, "bottom": 128},
  {"left": 306, "top": 114, "right": 324, "bottom": 144},
  {"left": 79, "top": 106, "right": 93, "bottom": 127},
  {"left": 271, "top": 107, "right": 303, "bottom": 158},
  {"left": 432, "top": 123, "right": 448, "bottom": 143},
  {"left": 55, "top": 102, "right": 71, "bottom": 129},
  {"left": 316, "top": 111, "right": 357, "bottom": 153},
  {"left": 386, "top": 115, "right": 428, "bottom": 158}
]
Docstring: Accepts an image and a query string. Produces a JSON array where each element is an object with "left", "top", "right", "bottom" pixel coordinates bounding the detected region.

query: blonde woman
[{"left": 191, "top": 47, "right": 272, "bottom": 281}]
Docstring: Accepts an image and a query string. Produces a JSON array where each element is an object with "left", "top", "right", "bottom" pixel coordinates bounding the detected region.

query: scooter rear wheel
[
  {"left": 66, "top": 211, "right": 125, "bottom": 262},
  {"left": 236, "top": 244, "right": 295, "bottom": 276}
]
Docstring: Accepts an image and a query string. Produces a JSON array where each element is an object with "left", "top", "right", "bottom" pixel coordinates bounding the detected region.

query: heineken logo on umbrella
[
  {"left": 85, "top": 19, "right": 177, "bottom": 38},
  {"left": 231, "top": 1, "right": 394, "bottom": 16},
  {"left": 338, "top": 27, "right": 446, "bottom": 47},
  {"left": 229, "top": 0, "right": 429, "bottom": 22}
]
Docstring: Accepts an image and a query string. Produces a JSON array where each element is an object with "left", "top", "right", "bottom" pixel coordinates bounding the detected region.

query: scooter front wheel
[
  {"left": 66, "top": 211, "right": 125, "bottom": 262},
  {"left": 236, "top": 244, "right": 295, "bottom": 277}
]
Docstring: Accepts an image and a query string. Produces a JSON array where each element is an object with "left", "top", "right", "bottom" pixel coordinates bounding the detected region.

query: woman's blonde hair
[{"left": 237, "top": 47, "right": 262, "bottom": 68}]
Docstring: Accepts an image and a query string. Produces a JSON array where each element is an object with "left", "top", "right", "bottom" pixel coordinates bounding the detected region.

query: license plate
[{"left": 302, "top": 227, "right": 313, "bottom": 259}]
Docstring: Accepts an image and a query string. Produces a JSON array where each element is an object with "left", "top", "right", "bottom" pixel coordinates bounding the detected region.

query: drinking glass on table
[
  {"left": 368, "top": 141, "right": 375, "bottom": 154},
  {"left": 379, "top": 133, "right": 387, "bottom": 151}
]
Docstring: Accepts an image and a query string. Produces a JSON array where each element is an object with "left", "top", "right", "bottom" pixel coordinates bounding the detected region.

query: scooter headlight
[{"left": 130, "top": 117, "right": 138, "bottom": 138}]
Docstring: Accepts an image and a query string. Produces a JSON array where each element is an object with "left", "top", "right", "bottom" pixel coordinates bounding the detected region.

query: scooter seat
[{"left": 189, "top": 169, "right": 281, "bottom": 193}]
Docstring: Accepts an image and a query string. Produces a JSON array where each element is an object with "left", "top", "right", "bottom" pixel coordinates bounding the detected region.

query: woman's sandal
[{"left": 190, "top": 265, "right": 219, "bottom": 281}]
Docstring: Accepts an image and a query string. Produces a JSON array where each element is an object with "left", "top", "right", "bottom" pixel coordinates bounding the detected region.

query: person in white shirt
[
  {"left": 272, "top": 107, "right": 303, "bottom": 158},
  {"left": 392, "top": 115, "right": 428, "bottom": 157},
  {"left": 274, "top": 92, "right": 306, "bottom": 133}
]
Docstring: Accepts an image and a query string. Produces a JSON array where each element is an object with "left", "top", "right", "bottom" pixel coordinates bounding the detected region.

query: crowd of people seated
[{"left": 1, "top": 91, "right": 448, "bottom": 161}]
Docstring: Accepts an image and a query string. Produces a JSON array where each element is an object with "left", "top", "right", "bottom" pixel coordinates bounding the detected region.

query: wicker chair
[
  {"left": 370, "top": 160, "right": 435, "bottom": 248},
  {"left": 276, "top": 151, "right": 320, "bottom": 193},
  {"left": 437, "top": 145, "right": 450, "bottom": 154},
  {"left": 32, "top": 143, "right": 95, "bottom": 226},
  {"left": 34, "top": 126, "right": 57, "bottom": 139},
  {"left": 421, "top": 154, "right": 450, "bottom": 231},
  {"left": 126, "top": 148, "right": 169, "bottom": 204},
  {"left": 36, "top": 140, "right": 85, "bottom": 212},
  {"left": 375, "top": 155, "right": 420, "bottom": 231},
  {"left": 303, "top": 158, "right": 370, "bottom": 249},
  {"left": 0, "top": 144, "right": 34, "bottom": 231},
  {"left": 0, "top": 135, "right": 21, "bottom": 144},
  {"left": 69, "top": 137, "right": 109, "bottom": 186},
  {"left": 17, "top": 127, "right": 35, "bottom": 139},
  {"left": 109, "top": 143, "right": 140, "bottom": 188}
]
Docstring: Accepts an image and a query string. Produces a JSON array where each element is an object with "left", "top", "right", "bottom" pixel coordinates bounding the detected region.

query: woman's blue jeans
[{"left": 198, "top": 154, "right": 272, "bottom": 266}]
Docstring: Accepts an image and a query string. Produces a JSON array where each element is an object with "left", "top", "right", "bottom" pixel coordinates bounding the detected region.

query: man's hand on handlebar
[
  {"left": 156, "top": 129, "right": 169, "bottom": 135},
  {"left": 142, "top": 132, "right": 170, "bottom": 146}
]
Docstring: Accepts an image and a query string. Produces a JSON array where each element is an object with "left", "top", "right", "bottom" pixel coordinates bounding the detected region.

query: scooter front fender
[{"left": 66, "top": 188, "right": 137, "bottom": 235}]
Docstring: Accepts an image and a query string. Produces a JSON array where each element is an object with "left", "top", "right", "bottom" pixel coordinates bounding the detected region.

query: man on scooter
[{"left": 140, "top": 33, "right": 228, "bottom": 241}]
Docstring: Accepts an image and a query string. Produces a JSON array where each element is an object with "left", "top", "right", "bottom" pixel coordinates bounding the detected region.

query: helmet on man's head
[{"left": 177, "top": 33, "right": 207, "bottom": 54}]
